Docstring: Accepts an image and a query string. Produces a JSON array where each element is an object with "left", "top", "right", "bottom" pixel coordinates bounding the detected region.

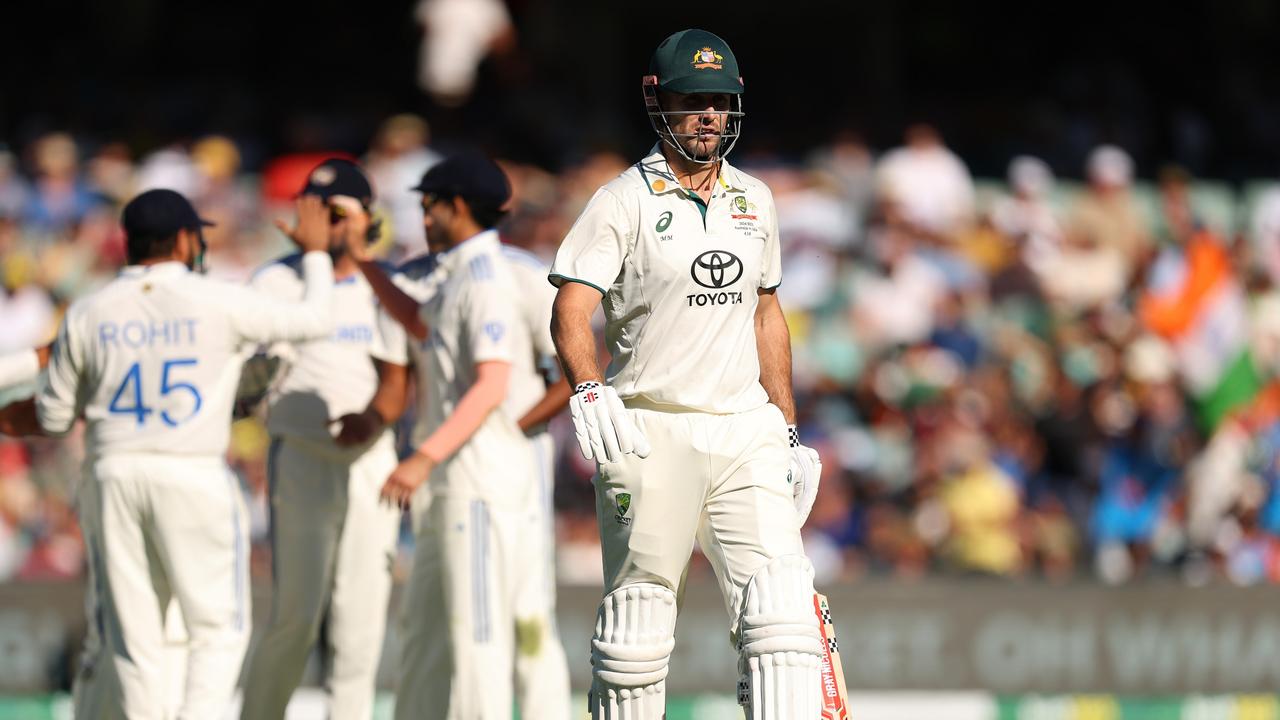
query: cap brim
[{"left": 659, "top": 76, "right": 743, "bottom": 95}]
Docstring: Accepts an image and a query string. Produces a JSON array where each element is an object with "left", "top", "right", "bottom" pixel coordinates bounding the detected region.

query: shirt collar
[
  {"left": 437, "top": 229, "right": 500, "bottom": 273},
  {"left": 120, "top": 261, "right": 189, "bottom": 278},
  {"left": 637, "top": 143, "right": 746, "bottom": 196}
]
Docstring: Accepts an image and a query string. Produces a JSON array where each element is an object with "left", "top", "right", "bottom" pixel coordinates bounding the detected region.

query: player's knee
[
  {"left": 590, "top": 583, "right": 677, "bottom": 689},
  {"left": 737, "top": 554, "right": 824, "bottom": 660},
  {"left": 736, "top": 555, "right": 825, "bottom": 718}
]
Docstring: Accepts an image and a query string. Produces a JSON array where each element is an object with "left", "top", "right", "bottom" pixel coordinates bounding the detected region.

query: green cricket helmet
[{"left": 643, "top": 29, "right": 745, "bottom": 164}]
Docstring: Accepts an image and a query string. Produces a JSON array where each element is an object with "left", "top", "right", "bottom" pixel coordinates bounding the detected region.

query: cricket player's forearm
[
  {"left": 0, "top": 398, "right": 45, "bottom": 437},
  {"left": 417, "top": 361, "right": 510, "bottom": 462},
  {"left": 551, "top": 293, "right": 604, "bottom": 387},
  {"left": 367, "top": 360, "right": 410, "bottom": 425},
  {"left": 0, "top": 348, "right": 42, "bottom": 388},
  {"left": 517, "top": 375, "right": 571, "bottom": 432},
  {"left": 358, "top": 260, "right": 429, "bottom": 340},
  {"left": 756, "top": 292, "right": 797, "bottom": 424}
]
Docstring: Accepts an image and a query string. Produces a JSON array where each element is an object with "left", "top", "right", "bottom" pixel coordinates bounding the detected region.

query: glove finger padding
[
  {"left": 569, "top": 395, "right": 595, "bottom": 460},
  {"left": 610, "top": 393, "right": 650, "bottom": 459},
  {"left": 594, "top": 394, "right": 624, "bottom": 463},
  {"left": 791, "top": 446, "right": 822, "bottom": 526}
]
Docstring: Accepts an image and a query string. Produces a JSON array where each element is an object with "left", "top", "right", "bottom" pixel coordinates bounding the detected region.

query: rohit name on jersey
[{"left": 98, "top": 318, "right": 199, "bottom": 348}]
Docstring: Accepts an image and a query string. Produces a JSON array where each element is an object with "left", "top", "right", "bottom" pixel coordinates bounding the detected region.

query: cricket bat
[{"left": 814, "top": 593, "right": 851, "bottom": 720}]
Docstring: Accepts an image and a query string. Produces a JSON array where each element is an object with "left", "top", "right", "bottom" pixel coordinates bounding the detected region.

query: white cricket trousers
[
  {"left": 395, "top": 490, "right": 546, "bottom": 720},
  {"left": 515, "top": 432, "right": 571, "bottom": 719},
  {"left": 83, "top": 453, "right": 251, "bottom": 720},
  {"left": 398, "top": 432, "right": 570, "bottom": 720},
  {"left": 240, "top": 433, "right": 400, "bottom": 720},
  {"left": 596, "top": 402, "right": 804, "bottom": 624}
]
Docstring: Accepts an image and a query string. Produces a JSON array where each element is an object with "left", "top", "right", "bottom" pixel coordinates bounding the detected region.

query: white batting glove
[
  {"left": 788, "top": 425, "right": 822, "bottom": 525},
  {"left": 569, "top": 382, "right": 651, "bottom": 463}
]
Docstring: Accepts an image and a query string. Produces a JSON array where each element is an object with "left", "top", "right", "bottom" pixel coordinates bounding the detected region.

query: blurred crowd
[{"left": 4, "top": 116, "right": 1280, "bottom": 589}]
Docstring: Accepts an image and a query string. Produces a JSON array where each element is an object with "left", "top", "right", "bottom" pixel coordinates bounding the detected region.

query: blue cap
[
  {"left": 412, "top": 151, "right": 510, "bottom": 207},
  {"left": 299, "top": 158, "right": 375, "bottom": 207},
  {"left": 121, "top": 189, "right": 214, "bottom": 238}
]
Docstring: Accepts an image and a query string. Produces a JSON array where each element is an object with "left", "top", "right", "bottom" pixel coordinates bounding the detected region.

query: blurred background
[{"left": 3, "top": 0, "right": 1280, "bottom": 718}]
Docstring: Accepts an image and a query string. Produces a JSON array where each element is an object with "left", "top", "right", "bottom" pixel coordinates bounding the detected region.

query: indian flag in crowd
[{"left": 1140, "top": 231, "right": 1262, "bottom": 431}]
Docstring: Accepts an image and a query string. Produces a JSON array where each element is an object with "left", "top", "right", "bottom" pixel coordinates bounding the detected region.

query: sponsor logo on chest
[{"left": 687, "top": 250, "right": 745, "bottom": 308}]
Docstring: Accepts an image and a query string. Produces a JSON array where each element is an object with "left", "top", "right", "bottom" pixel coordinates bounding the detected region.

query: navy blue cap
[
  {"left": 121, "top": 189, "right": 214, "bottom": 238},
  {"left": 412, "top": 152, "right": 510, "bottom": 207},
  {"left": 300, "top": 158, "right": 374, "bottom": 207}
]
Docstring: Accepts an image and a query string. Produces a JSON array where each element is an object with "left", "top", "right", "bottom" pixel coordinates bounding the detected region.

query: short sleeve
[
  {"left": 371, "top": 307, "right": 409, "bottom": 366},
  {"left": 463, "top": 275, "right": 517, "bottom": 366},
  {"left": 760, "top": 188, "right": 782, "bottom": 289},
  {"left": 548, "top": 187, "right": 630, "bottom": 294}
]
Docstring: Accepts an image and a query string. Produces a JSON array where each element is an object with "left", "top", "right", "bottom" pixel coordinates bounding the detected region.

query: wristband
[
  {"left": 575, "top": 381, "right": 603, "bottom": 393},
  {"left": 787, "top": 424, "right": 799, "bottom": 448}
]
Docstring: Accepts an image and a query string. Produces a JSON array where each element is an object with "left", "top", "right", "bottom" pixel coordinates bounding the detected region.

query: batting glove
[
  {"left": 788, "top": 425, "right": 822, "bottom": 525},
  {"left": 569, "top": 382, "right": 651, "bottom": 463}
]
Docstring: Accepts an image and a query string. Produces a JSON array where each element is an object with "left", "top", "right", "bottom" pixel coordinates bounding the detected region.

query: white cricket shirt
[
  {"left": 251, "top": 254, "right": 398, "bottom": 448},
  {"left": 380, "top": 245, "right": 557, "bottom": 441},
  {"left": 36, "top": 254, "right": 335, "bottom": 459},
  {"left": 549, "top": 146, "right": 782, "bottom": 414},
  {"left": 386, "top": 231, "right": 534, "bottom": 506}
]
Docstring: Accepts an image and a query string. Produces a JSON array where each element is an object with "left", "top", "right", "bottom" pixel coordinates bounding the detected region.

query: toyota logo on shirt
[{"left": 690, "top": 250, "right": 744, "bottom": 289}]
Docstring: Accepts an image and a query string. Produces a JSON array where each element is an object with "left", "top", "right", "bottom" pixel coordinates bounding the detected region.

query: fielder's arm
[
  {"left": 356, "top": 260, "right": 429, "bottom": 341},
  {"left": 0, "top": 345, "right": 53, "bottom": 437},
  {"left": 755, "top": 288, "right": 797, "bottom": 424},
  {"left": 550, "top": 282, "right": 605, "bottom": 387},
  {"left": 517, "top": 375, "right": 571, "bottom": 432},
  {"left": 381, "top": 361, "right": 512, "bottom": 507},
  {"left": 335, "top": 359, "right": 410, "bottom": 446},
  {"left": 0, "top": 345, "right": 50, "bottom": 388}
]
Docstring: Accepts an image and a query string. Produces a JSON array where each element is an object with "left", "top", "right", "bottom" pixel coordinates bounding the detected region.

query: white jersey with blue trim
[
  {"left": 379, "top": 243, "right": 556, "bottom": 441},
  {"left": 251, "top": 254, "right": 398, "bottom": 447},
  {"left": 409, "top": 230, "right": 534, "bottom": 506},
  {"left": 36, "top": 254, "right": 335, "bottom": 460},
  {"left": 497, "top": 245, "right": 557, "bottom": 428}
]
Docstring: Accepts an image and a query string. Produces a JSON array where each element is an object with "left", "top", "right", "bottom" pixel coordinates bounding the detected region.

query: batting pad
[
  {"left": 590, "top": 583, "right": 677, "bottom": 720},
  {"left": 738, "top": 555, "right": 825, "bottom": 720}
]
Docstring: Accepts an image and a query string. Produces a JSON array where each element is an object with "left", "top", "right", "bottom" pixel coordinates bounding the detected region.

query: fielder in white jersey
[
  {"left": 364, "top": 236, "right": 573, "bottom": 718},
  {"left": 0, "top": 189, "right": 337, "bottom": 720},
  {"left": 1, "top": 348, "right": 191, "bottom": 719},
  {"left": 351, "top": 153, "right": 550, "bottom": 719},
  {"left": 239, "top": 159, "right": 405, "bottom": 720},
  {"left": 549, "top": 30, "right": 825, "bottom": 719}
]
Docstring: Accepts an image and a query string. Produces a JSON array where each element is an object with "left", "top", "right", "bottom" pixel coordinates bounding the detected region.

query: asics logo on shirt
[{"left": 690, "top": 250, "right": 743, "bottom": 289}]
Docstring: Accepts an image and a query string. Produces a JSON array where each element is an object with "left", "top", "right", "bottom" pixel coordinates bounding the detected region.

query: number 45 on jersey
[{"left": 109, "top": 358, "right": 203, "bottom": 426}]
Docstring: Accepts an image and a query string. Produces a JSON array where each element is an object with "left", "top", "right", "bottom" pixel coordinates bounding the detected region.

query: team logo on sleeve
[{"left": 483, "top": 322, "right": 505, "bottom": 342}]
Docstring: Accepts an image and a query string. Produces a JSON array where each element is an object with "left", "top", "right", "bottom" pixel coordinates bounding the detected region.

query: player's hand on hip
[
  {"left": 332, "top": 409, "right": 381, "bottom": 447},
  {"left": 276, "top": 195, "right": 330, "bottom": 254},
  {"left": 381, "top": 451, "right": 434, "bottom": 510},
  {"left": 568, "top": 382, "right": 650, "bottom": 463},
  {"left": 787, "top": 426, "right": 822, "bottom": 525}
]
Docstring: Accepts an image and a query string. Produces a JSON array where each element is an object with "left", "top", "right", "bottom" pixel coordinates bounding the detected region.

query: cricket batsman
[
  {"left": 548, "top": 29, "right": 826, "bottom": 719},
  {"left": 239, "top": 159, "right": 405, "bottom": 720},
  {"left": 0, "top": 188, "right": 337, "bottom": 719}
]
